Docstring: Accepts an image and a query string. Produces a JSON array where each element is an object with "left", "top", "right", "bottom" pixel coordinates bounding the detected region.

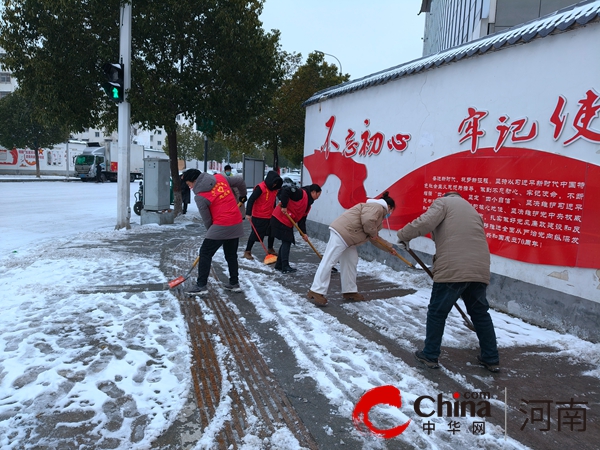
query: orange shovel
[
  {"left": 167, "top": 255, "right": 199, "bottom": 288},
  {"left": 249, "top": 219, "right": 277, "bottom": 265}
]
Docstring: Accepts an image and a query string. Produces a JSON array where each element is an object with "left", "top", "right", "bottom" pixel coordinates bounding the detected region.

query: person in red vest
[
  {"left": 243, "top": 170, "right": 283, "bottom": 260},
  {"left": 270, "top": 184, "right": 320, "bottom": 273},
  {"left": 182, "top": 169, "right": 247, "bottom": 295}
]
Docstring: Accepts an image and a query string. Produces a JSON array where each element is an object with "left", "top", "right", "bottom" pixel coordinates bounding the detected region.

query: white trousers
[{"left": 310, "top": 229, "right": 359, "bottom": 295}]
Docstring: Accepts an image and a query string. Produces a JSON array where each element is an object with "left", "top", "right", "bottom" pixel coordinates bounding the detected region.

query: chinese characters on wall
[{"left": 424, "top": 175, "right": 585, "bottom": 250}]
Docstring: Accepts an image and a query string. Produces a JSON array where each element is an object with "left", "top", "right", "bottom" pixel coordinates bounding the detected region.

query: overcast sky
[{"left": 259, "top": 0, "right": 426, "bottom": 80}]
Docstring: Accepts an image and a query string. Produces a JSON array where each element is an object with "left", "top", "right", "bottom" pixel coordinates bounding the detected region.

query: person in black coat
[{"left": 180, "top": 172, "right": 191, "bottom": 214}]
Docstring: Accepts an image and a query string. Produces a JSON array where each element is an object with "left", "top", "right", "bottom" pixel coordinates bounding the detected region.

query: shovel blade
[
  {"left": 263, "top": 254, "right": 278, "bottom": 265},
  {"left": 168, "top": 276, "right": 185, "bottom": 289}
]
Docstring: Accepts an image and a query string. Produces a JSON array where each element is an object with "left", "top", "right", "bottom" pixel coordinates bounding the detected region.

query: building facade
[{"left": 421, "top": 0, "right": 582, "bottom": 56}]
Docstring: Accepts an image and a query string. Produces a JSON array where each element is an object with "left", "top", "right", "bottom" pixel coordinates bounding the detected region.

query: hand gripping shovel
[
  {"left": 370, "top": 236, "right": 414, "bottom": 267},
  {"left": 400, "top": 244, "right": 476, "bottom": 333},
  {"left": 167, "top": 256, "right": 199, "bottom": 289},
  {"left": 249, "top": 219, "right": 278, "bottom": 265},
  {"left": 283, "top": 212, "right": 338, "bottom": 272}
]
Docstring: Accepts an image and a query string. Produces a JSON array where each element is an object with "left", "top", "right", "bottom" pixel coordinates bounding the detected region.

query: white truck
[{"left": 74, "top": 142, "right": 144, "bottom": 182}]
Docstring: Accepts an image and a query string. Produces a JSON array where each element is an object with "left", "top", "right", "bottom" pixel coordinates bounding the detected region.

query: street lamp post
[{"left": 315, "top": 50, "right": 342, "bottom": 76}]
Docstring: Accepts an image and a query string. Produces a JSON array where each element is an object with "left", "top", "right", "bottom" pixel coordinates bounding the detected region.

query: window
[
  {"left": 95, "top": 132, "right": 100, "bottom": 137},
  {"left": 0, "top": 72, "right": 11, "bottom": 83},
  {"left": 150, "top": 135, "right": 153, "bottom": 142},
  {"left": 0, "top": 91, "right": 10, "bottom": 99},
  {"left": 157, "top": 130, "right": 162, "bottom": 135},
  {"left": 157, "top": 141, "right": 162, "bottom": 146}
]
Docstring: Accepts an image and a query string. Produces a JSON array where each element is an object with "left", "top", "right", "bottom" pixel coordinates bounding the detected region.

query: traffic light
[{"left": 102, "top": 63, "right": 124, "bottom": 103}]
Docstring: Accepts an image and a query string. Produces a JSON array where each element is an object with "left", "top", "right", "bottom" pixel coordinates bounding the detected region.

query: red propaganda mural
[
  {"left": 0, "top": 148, "right": 43, "bottom": 166},
  {"left": 304, "top": 147, "right": 600, "bottom": 269}
]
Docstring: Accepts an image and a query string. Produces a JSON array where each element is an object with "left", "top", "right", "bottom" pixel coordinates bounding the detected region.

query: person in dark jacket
[
  {"left": 397, "top": 192, "right": 500, "bottom": 372},
  {"left": 244, "top": 170, "right": 283, "bottom": 260},
  {"left": 269, "top": 183, "right": 321, "bottom": 273},
  {"left": 182, "top": 169, "right": 247, "bottom": 295},
  {"left": 180, "top": 172, "right": 191, "bottom": 214}
]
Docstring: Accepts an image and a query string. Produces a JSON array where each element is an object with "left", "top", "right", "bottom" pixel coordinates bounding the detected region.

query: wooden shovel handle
[
  {"left": 283, "top": 212, "right": 323, "bottom": 259},
  {"left": 371, "top": 236, "right": 413, "bottom": 267}
]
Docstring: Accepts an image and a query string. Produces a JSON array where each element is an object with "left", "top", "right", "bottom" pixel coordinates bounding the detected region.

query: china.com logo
[{"left": 353, "top": 385, "right": 492, "bottom": 439}]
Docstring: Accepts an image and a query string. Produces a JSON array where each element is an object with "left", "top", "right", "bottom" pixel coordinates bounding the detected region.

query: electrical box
[{"left": 143, "top": 158, "right": 170, "bottom": 211}]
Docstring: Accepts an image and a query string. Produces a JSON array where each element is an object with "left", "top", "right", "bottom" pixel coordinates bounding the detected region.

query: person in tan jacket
[
  {"left": 307, "top": 191, "right": 396, "bottom": 306},
  {"left": 397, "top": 192, "right": 500, "bottom": 372}
]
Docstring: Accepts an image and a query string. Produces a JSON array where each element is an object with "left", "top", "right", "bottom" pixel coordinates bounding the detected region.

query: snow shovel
[
  {"left": 402, "top": 245, "right": 476, "bottom": 333},
  {"left": 283, "top": 212, "right": 338, "bottom": 273},
  {"left": 249, "top": 219, "right": 277, "bottom": 265},
  {"left": 167, "top": 256, "right": 200, "bottom": 289}
]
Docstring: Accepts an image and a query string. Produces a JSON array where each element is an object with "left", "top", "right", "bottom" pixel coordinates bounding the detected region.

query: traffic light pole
[{"left": 116, "top": 1, "right": 132, "bottom": 230}]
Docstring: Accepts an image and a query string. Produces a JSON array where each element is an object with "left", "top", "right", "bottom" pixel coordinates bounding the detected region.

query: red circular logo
[{"left": 352, "top": 385, "right": 411, "bottom": 439}]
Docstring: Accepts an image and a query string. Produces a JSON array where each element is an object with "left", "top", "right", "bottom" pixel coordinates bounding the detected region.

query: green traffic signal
[{"left": 102, "top": 63, "right": 124, "bottom": 103}]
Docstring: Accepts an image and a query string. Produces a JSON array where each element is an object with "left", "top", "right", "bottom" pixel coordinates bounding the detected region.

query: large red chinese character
[
  {"left": 343, "top": 129, "right": 358, "bottom": 157},
  {"left": 368, "top": 132, "right": 385, "bottom": 156},
  {"left": 494, "top": 115, "right": 538, "bottom": 151},
  {"left": 318, "top": 115, "right": 339, "bottom": 158},
  {"left": 550, "top": 95, "right": 568, "bottom": 141},
  {"left": 458, "top": 108, "right": 488, "bottom": 153},
  {"left": 563, "top": 89, "right": 600, "bottom": 145},
  {"left": 387, "top": 133, "right": 411, "bottom": 152}
]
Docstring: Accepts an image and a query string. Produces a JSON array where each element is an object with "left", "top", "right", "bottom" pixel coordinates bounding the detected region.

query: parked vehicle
[
  {"left": 74, "top": 142, "right": 144, "bottom": 182},
  {"left": 282, "top": 173, "right": 301, "bottom": 188}
]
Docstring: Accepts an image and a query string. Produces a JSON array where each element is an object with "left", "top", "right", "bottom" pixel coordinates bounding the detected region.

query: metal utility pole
[
  {"left": 116, "top": 2, "right": 132, "bottom": 230},
  {"left": 65, "top": 141, "right": 70, "bottom": 180},
  {"left": 203, "top": 134, "right": 208, "bottom": 172}
]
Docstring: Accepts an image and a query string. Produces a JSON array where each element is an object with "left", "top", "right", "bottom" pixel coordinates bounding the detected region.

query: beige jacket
[
  {"left": 330, "top": 202, "right": 387, "bottom": 247},
  {"left": 396, "top": 194, "right": 490, "bottom": 284}
]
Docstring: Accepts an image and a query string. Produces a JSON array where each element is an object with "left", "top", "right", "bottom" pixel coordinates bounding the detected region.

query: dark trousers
[
  {"left": 274, "top": 240, "right": 292, "bottom": 270},
  {"left": 197, "top": 238, "right": 239, "bottom": 287},
  {"left": 423, "top": 282, "right": 499, "bottom": 363},
  {"left": 245, "top": 217, "right": 270, "bottom": 252}
]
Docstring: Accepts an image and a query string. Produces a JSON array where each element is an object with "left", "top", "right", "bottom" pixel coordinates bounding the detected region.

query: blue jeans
[{"left": 422, "top": 282, "right": 499, "bottom": 363}]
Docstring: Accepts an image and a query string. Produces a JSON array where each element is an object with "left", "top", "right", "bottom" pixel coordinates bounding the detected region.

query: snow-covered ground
[{"left": 1, "top": 178, "right": 598, "bottom": 449}]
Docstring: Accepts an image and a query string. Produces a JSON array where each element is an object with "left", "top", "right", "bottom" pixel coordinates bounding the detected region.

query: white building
[{"left": 421, "top": 0, "right": 582, "bottom": 56}]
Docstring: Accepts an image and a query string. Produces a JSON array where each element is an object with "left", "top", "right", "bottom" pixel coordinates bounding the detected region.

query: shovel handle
[
  {"left": 405, "top": 247, "right": 476, "bottom": 333},
  {"left": 405, "top": 247, "right": 434, "bottom": 278},
  {"left": 283, "top": 212, "right": 323, "bottom": 259},
  {"left": 371, "top": 236, "right": 413, "bottom": 267},
  {"left": 167, "top": 255, "right": 200, "bottom": 289}
]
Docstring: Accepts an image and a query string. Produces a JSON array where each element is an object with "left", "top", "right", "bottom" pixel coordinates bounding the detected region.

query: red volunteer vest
[
  {"left": 252, "top": 181, "right": 278, "bottom": 219},
  {"left": 273, "top": 189, "right": 308, "bottom": 227},
  {"left": 197, "top": 173, "right": 242, "bottom": 226}
]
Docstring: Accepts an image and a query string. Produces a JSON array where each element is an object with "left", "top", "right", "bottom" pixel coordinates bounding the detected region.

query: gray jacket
[
  {"left": 397, "top": 194, "right": 490, "bottom": 284},
  {"left": 192, "top": 172, "right": 247, "bottom": 240}
]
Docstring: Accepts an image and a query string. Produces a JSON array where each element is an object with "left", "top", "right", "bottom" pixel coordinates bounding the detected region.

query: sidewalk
[
  {"left": 10, "top": 215, "right": 595, "bottom": 449},
  {"left": 0, "top": 174, "right": 80, "bottom": 182},
  {"left": 153, "top": 219, "right": 599, "bottom": 449}
]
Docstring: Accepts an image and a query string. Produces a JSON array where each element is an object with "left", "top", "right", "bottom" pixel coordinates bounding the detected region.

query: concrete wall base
[
  {"left": 141, "top": 209, "right": 175, "bottom": 225},
  {"left": 307, "top": 220, "right": 599, "bottom": 343}
]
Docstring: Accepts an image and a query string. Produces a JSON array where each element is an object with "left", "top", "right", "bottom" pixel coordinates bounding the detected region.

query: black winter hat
[{"left": 182, "top": 169, "right": 201, "bottom": 183}]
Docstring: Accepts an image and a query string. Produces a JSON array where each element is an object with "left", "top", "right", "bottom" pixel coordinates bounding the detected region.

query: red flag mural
[{"left": 304, "top": 147, "right": 600, "bottom": 269}]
